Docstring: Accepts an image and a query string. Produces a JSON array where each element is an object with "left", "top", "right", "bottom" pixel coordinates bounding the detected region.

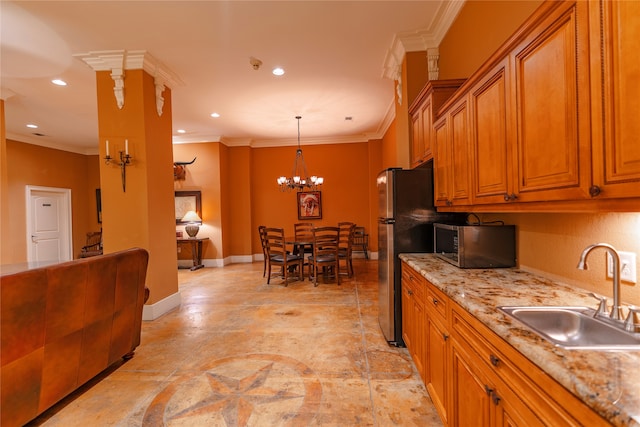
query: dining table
[{"left": 284, "top": 236, "right": 313, "bottom": 257}]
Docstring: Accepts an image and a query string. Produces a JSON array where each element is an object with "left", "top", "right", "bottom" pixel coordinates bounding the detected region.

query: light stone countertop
[{"left": 399, "top": 253, "right": 640, "bottom": 427}]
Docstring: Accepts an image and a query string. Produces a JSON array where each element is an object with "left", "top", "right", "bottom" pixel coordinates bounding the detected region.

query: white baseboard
[
  {"left": 142, "top": 291, "right": 181, "bottom": 321},
  {"left": 227, "top": 255, "right": 253, "bottom": 265}
]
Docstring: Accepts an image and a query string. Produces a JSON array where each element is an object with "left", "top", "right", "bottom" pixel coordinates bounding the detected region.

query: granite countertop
[{"left": 400, "top": 253, "right": 640, "bottom": 427}]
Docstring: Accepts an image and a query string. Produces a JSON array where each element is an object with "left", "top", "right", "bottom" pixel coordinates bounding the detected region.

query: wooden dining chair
[
  {"left": 264, "top": 227, "right": 303, "bottom": 286},
  {"left": 308, "top": 226, "right": 340, "bottom": 286},
  {"left": 79, "top": 230, "right": 103, "bottom": 258},
  {"left": 338, "top": 222, "right": 356, "bottom": 277},
  {"left": 258, "top": 225, "right": 268, "bottom": 277},
  {"left": 294, "top": 222, "right": 314, "bottom": 277},
  {"left": 352, "top": 226, "right": 369, "bottom": 259}
]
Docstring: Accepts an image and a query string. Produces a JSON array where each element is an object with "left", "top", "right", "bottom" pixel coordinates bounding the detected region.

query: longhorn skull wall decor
[{"left": 173, "top": 157, "right": 196, "bottom": 180}]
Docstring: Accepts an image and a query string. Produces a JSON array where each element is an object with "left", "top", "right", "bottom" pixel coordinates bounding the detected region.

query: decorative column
[
  {"left": 427, "top": 48, "right": 440, "bottom": 81},
  {"left": 76, "top": 50, "right": 183, "bottom": 319}
]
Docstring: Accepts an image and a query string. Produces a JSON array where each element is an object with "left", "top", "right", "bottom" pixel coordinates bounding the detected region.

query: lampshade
[
  {"left": 181, "top": 210, "right": 202, "bottom": 238},
  {"left": 181, "top": 210, "right": 202, "bottom": 223}
]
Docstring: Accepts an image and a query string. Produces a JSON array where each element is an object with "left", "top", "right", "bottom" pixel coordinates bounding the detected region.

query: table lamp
[{"left": 181, "top": 210, "right": 202, "bottom": 238}]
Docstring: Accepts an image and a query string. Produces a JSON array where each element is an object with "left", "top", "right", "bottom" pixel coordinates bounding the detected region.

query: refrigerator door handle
[{"left": 379, "top": 218, "right": 395, "bottom": 224}]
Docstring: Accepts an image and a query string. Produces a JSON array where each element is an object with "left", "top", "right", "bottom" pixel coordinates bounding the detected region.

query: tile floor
[{"left": 27, "top": 259, "right": 442, "bottom": 426}]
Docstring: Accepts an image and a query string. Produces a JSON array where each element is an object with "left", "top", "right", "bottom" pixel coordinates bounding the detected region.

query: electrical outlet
[{"left": 607, "top": 251, "right": 637, "bottom": 283}]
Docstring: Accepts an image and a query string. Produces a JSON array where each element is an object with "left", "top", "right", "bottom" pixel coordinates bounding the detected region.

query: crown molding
[
  {"left": 74, "top": 50, "right": 183, "bottom": 114},
  {"left": 382, "top": 0, "right": 465, "bottom": 80}
]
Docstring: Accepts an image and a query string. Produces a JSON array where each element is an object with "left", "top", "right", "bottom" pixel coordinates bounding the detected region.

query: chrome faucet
[{"left": 577, "top": 243, "right": 624, "bottom": 321}]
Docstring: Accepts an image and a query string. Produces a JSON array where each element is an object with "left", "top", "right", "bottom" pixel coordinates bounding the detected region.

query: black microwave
[{"left": 433, "top": 223, "right": 516, "bottom": 268}]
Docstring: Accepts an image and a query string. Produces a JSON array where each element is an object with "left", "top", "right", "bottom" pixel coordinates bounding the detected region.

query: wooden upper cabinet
[
  {"left": 511, "top": 1, "right": 591, "bottom": 202},
  {"left": 410, "top": 112, "right": 424, "bottom": 167},
  {"left": 450, "top": 100, "right": 472, "bottom": 205},
  {"left": 470, "top": 59, "right": 514, "bottom": 205},
  {"left": 434, "top": 98, "right": 472, "bottom": 209},
  {"left": 409, "top": 80, "right": 465, "bottom": 169},
  {"left": 589, "top": 0, "right": 640, "bottom": 199},
  {"left": 434, "top": 117, "right": 451, "bottom": 206},
  {"left": 435, "top": 0, "right": 640, "bottom": 211}
]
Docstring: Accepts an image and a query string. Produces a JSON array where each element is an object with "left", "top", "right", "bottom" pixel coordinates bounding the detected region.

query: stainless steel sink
[{"left": 498, "top": 306, "right": 640, "bottom": 350}]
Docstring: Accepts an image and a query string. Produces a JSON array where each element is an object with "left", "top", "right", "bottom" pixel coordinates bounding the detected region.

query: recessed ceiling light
[
  {"left": 51, "top": 79, "right": 67, "bottom": 86},
  {"left": 210, "top": 113, "right": 220, "bottom": 118},
  {"left": 26, "top": 123, "right": 38, "bottom": 129},
  {"left": 272, "top": 67, "right": 285, "bottom": 76},
  {"left": 177, "top": 129, "right": 186, "bottom": 134}
]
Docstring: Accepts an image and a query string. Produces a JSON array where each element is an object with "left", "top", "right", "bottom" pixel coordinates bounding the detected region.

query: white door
[{"left": 26, "top": 186, "right": 72, "bottom": 263}]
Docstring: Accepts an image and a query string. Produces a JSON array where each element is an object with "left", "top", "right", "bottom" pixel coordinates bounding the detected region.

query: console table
[{"left": 177, "top": 237, "right": 209, "bottom": 270}]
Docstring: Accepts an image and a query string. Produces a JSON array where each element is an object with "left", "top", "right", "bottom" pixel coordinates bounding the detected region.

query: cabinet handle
[
  {"left": 509, "top": 193, "right": 518, "bottom": 201},
  {"left": 492, "top": 392, "right": 501, "bottom": 406},
  {"left": 589, "top": 185, "right": 601, "bottom": 197},
  {"left": 443, "top": 333, "right": 449, "bottom": 341},
  {"left": 408, "top": 289, "right": 413, "bottom": 296},
  {"left": 484, "top": 385, "right": 493, "bottom": 396},
  {"left": 489, "top": 354, "right": 500, "bottom": 366},
  {"left": 432, "top": 298, "right": 439, "bottom": 306},
  {"left": 503, "top": 193, "right": 510, "bottom": 202}
]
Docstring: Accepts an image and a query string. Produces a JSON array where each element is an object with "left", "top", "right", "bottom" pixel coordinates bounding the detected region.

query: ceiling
[{"left": 1, "top": 1, "right": 462, "bottom": 155}]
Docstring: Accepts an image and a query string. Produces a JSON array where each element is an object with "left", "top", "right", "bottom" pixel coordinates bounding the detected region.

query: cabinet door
[
  {"left": 401, "top": 280, "right": 415, "bottom": 352},
  {"left": 427, "top": 316, "right": 449, "bottom": 425},
  {"left": 412, "top": 297, "right": 426, "bottom": 382},
  {"left": 451, "top": 341, "right": 492, "bottom": 427},
  {"left": 420, "top": 99, "right": 434, "bottom": 162},
  {"left": 512, "top": 1, "right": 591, "bottom": 202},
  {"left": 410, "top": 110, "right": 424, "bottom": 168},
  {"left": 471, "top": 59, "right": 514, "bottom": 204},
  {"left": 589, "top": 0, "right": 640, "bottom": 198},
  {"left": 449, "top": 99, "right": 472, "bottom": 205},
  {"left": 401, "top": 269, "right": 426, "bottom": 382},
  {"left": 434, "top": 117, "right": 451, "bottom": 206}
]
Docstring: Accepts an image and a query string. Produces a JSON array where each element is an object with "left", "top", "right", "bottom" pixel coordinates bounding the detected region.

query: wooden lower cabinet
[
  {"left": 426, "top": 314, "right": 449, "bottom": 424},
  {"left": 401, "top": 265, "right": 426, "bottom": 381},
  {"left": 400, "top": 261, "right": 610, "bottom": 427},
  {"left": 451, "top": 329, "right": 544, "bottom": 427}
]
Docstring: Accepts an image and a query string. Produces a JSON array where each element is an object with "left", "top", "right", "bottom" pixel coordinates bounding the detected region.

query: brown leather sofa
[{"left": 0, "top": 248, "right": 149, "bottom": 427}]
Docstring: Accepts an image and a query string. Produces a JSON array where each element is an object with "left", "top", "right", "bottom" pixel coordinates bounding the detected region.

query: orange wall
[
  {"left": 438, "top": 0, "right": 542, "bottom": 79},
  {"left": 2, "top": 140, "right": 97, "bottom": 263},
  {"left": 252, "top": 141, "right": 373, "bottom": 255},
  {"left": 405, "top": 51, "right": 429, "bottom": 108},
  {"left": 173, "top": 142, "right": 224, "bottom": 261},
  {"left": 0, "top": 99, "right": 8, "bottom": 264},
  {"left": 175, "top": 140, "right": 380, "bottom": 262},
  {"left": 225, "top": 145, "right": 252, "bottom": 257}
]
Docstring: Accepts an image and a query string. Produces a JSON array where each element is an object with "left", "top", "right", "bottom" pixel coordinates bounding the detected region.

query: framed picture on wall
[
  {"left": 175, "top": 190, "right": 202, "bottom": 224},
  {"left": 96, "top": 188, "right": 102, "bottom": 223},
  {"left": 297, "top": 191, "right": 322, "bottom": 220}
]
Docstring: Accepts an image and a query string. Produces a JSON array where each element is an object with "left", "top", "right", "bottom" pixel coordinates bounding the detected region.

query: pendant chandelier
[{"left": 277, "top": 116, "right": 324, "bottom": 191}]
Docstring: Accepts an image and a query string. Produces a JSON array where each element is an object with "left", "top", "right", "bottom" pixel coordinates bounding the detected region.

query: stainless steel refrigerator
[{"left": 377, "top": 163, "right": 463, "bottom": 346}]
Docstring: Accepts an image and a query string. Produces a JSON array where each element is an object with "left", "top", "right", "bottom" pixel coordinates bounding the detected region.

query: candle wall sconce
[{"left": 104, "top": 139, "right": 133, "bottom": 192}]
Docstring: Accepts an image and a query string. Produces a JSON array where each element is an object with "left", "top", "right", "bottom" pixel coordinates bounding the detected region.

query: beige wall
[
  {"left": 478, "top": 213, "right": 640, "bottom": 306},
  {"left": 437, "top": 0, "right": 639, "bottom": 306}
]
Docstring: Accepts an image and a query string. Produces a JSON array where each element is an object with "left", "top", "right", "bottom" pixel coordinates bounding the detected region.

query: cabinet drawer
[
  {"left": 402, "top": 265, "right": 425, "bottom": 301},
  {"left": 425, "top": 281, "right": 448, "bottom": 322}
]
